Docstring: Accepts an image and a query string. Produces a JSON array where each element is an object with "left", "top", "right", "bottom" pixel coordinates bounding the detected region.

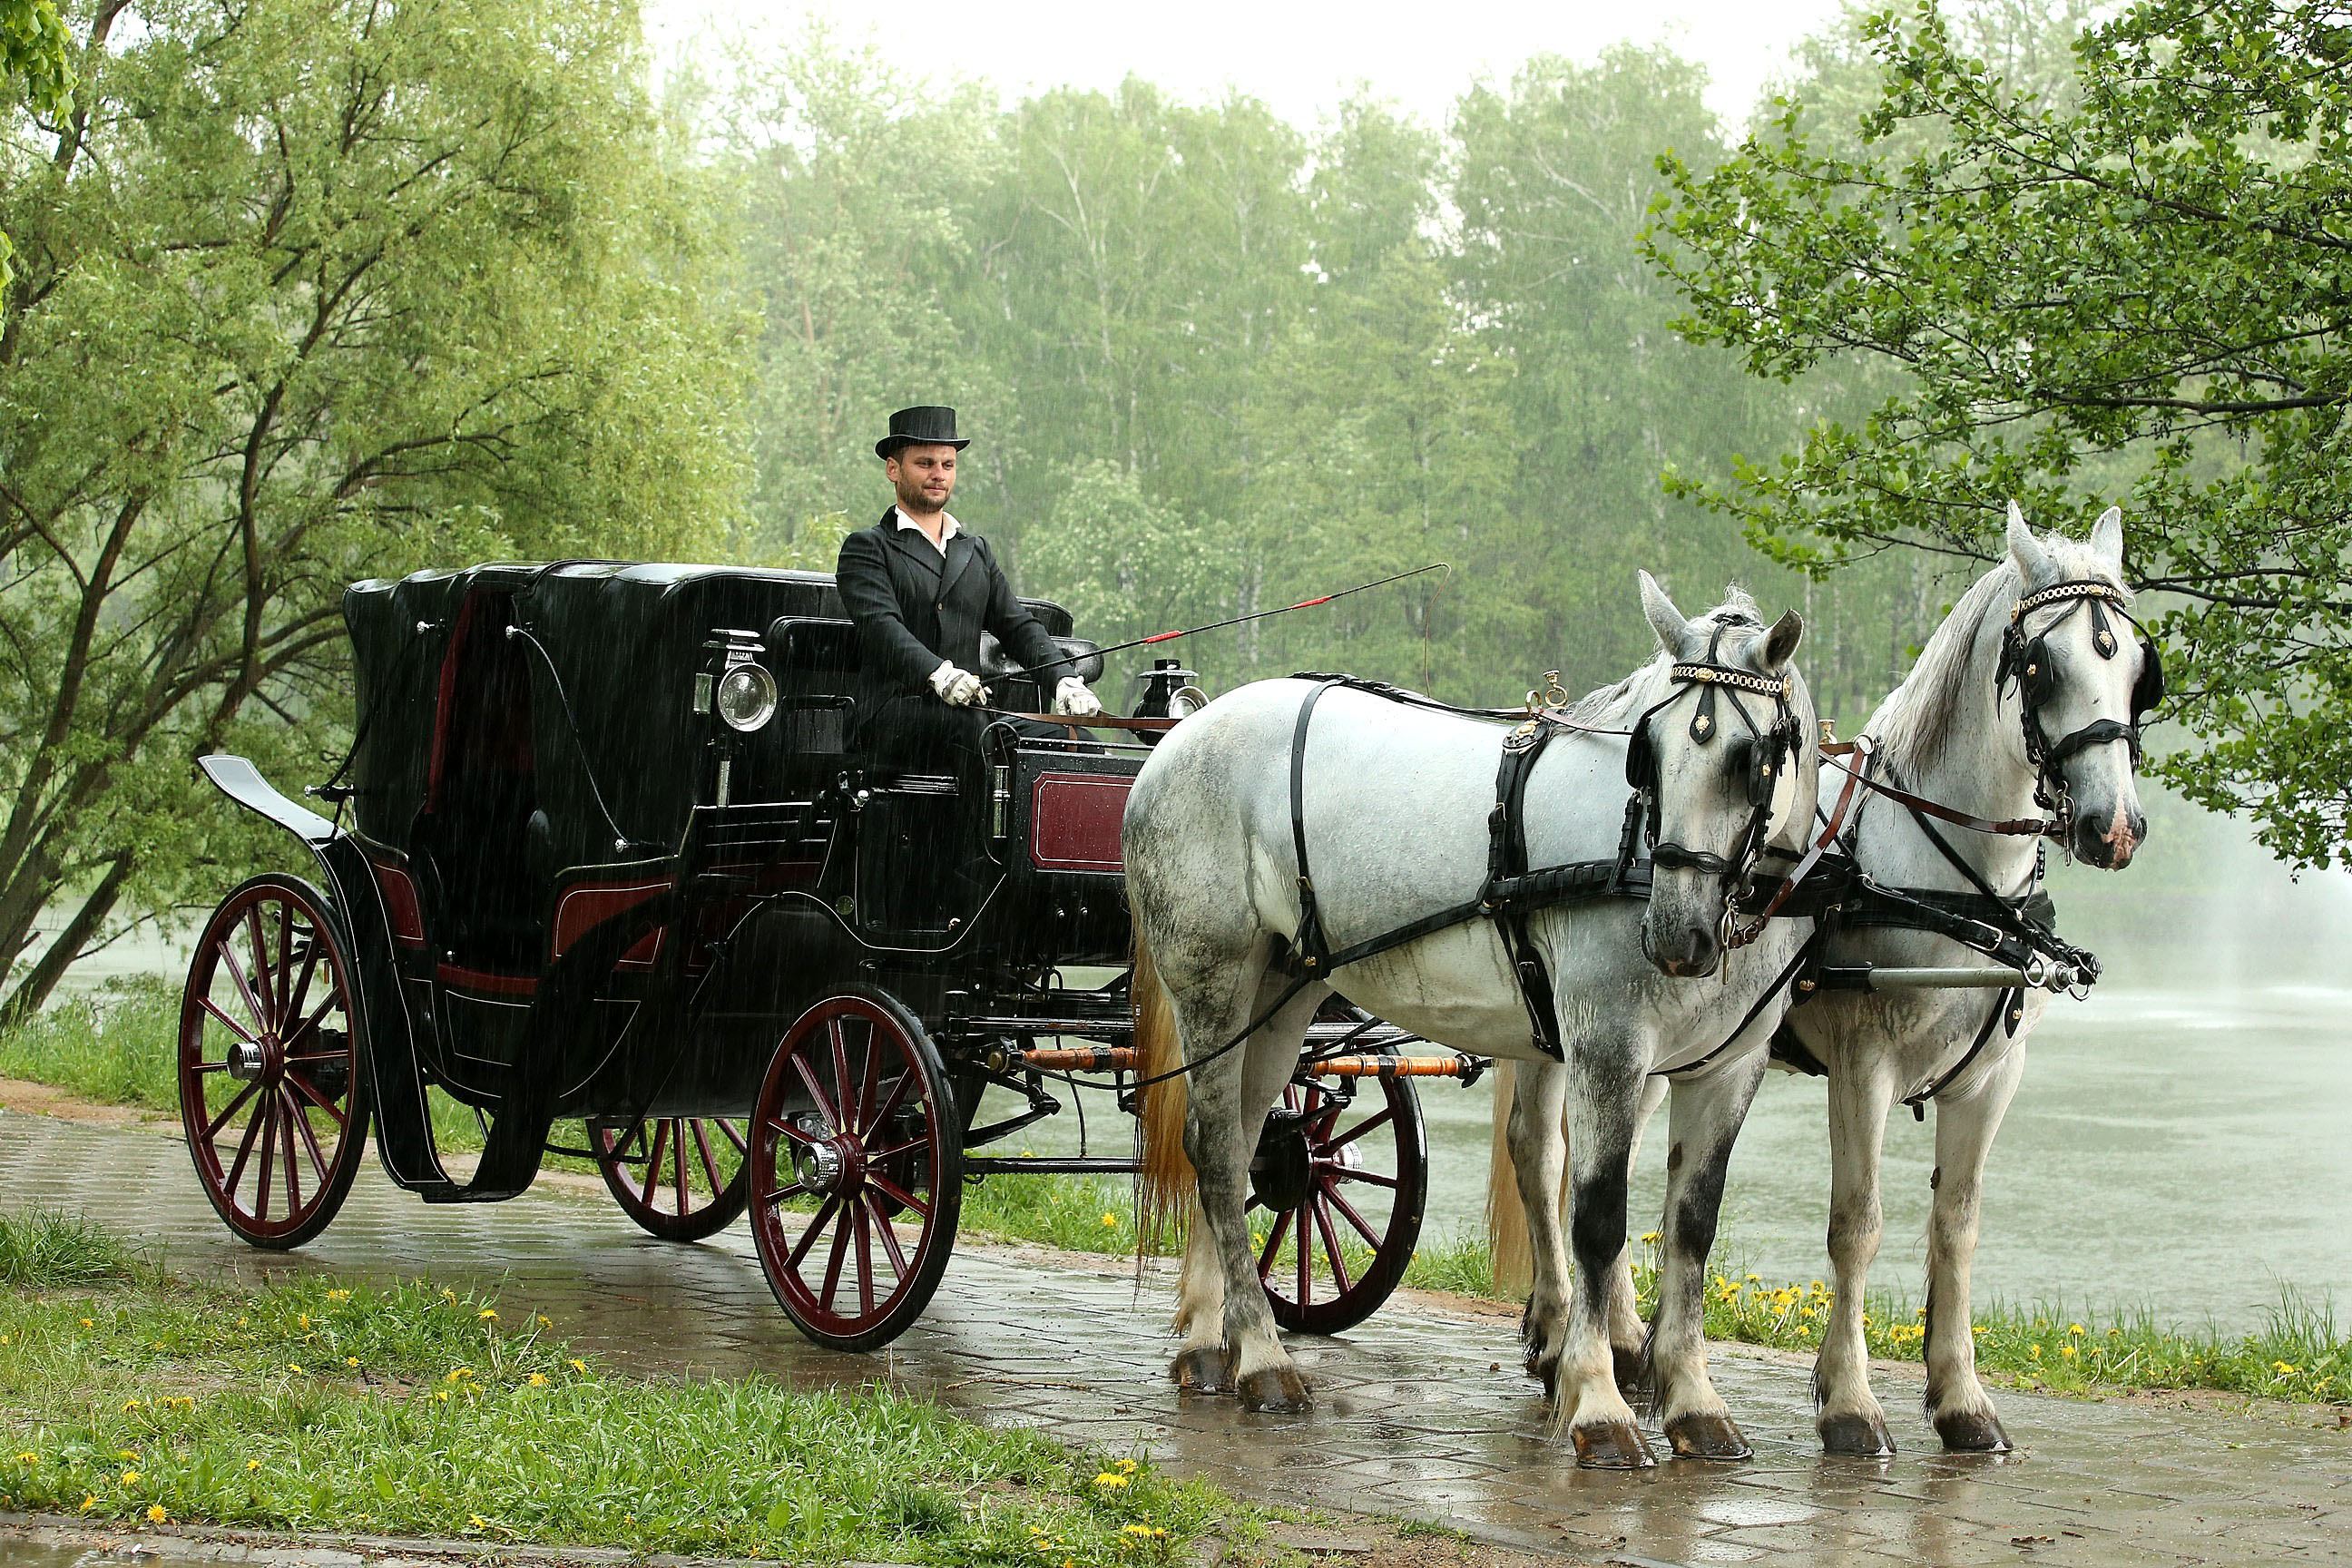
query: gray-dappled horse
[
  {"left": 1495, "top": 505, "right": 2158, "bottom": 1457},
  {"left": 1126, "top": 574, "right": 1819, "bottom": 1466}
]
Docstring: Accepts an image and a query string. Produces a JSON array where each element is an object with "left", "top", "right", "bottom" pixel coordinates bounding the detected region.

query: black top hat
[{"left": 876, "top": 406, "right": 971, "bottom": 459}]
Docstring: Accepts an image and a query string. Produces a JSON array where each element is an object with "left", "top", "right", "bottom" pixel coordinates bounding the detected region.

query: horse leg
[
  {"left": 1505, "top": 1058, "right": 1571, "bottom": 1396},
  {"left": 1645, "top": 1052, "right": 1767, "bottom": 1461},
  {"left": 1924, "top": 1042, "right": 2027, "bottom": 1451},
  {"left": 1815, "top": 1054, "right": 1897, "bottom": 1455},
  {"left": 1170, "top": 1191, "right": 1232, "bottom": 1392},
  {"left": 1186, "top": 975, "right": 1320, "bottom": 1413},
  {"left": 1558, "top": 1039, "right": 1655, "bottom": 1467},
  {"left": 1611, "top": 1071, "right": 1671, "bottom": 1390}
]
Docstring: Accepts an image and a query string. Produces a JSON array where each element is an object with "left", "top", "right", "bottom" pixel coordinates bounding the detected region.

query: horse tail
[
  {"left": 1132, "top": 914, "right": 1193, "bottom": 1258},
  {"left": 1485, "top": 1059, "right": 1535, "bottom": 1300}
]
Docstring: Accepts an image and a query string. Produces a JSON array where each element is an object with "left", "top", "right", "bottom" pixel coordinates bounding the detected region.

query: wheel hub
[
  {"left": 1250, "top": 1108, "right": 1313, "bottom": 1212},
  {"left": 794, "top": 1134, "right": 866, "bottom": 1198},
  {"left": 225, "top": 1038, "right": 271, "bottom": 1083}
]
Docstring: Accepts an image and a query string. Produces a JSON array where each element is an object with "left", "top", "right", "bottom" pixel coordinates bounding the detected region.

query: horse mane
[
  {"left": 1563, "top": 587, "right": 1766, "bottom": 726},
  {"left": 1866, "top": 534, "right": 2131, "bottom": 776}
]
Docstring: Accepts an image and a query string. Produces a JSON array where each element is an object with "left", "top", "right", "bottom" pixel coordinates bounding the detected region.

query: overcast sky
[{"left": 641, "top": 0, "right": 1851, "bottom": 133}]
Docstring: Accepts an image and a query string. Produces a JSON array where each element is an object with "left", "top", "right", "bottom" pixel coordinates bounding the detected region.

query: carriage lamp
[{"left": 716, "top": 662, "right": 779, "bottom": 732}]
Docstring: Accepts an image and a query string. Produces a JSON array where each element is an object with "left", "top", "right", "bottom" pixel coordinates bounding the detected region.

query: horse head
[
  {"left": 1632, "top": 572, "right": 1815, "bottom": 977},
  {"left": 2000, "top": 504, "right": 2154, "bottom": 869}
]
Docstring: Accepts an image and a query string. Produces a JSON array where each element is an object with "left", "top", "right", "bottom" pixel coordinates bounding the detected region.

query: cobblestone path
[{"left": 5, "top": 1110, "right": 2346, "bottom": 1566}]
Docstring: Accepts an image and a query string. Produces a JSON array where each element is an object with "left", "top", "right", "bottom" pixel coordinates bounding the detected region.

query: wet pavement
[{"left": 5, "top": 1108, "right": 2348, "bottom": 1566}]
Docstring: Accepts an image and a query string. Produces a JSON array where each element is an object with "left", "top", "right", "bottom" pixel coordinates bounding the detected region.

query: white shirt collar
[{"left": 893, "top": 506, "right": 960, "bottom": 554}]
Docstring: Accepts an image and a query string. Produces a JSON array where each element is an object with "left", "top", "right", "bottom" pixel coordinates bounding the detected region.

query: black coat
[{"left": 834, "top": 510, "right": 1063, "bottom": 704}]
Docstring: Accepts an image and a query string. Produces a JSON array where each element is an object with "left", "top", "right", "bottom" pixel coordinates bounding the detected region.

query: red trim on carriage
[
  {"left": 552, "top": 877, "right": 672, "bottom": 968},
  {"left": 436, "top": 964, "right": 538, "bottom": 996},
  {"left": 370, "top": 861, "right": 426, "bottom": 947},
  {"left": 1028, "top": 772, "right": 1131, "bottom": 873}
]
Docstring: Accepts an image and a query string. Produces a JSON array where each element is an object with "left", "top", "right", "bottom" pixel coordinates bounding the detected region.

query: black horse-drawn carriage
[{"left": 182, "top": 562, "right": 1448, "bottom": 1348}]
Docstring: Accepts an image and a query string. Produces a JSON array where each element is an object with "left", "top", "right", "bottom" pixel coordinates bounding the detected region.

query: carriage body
[{"left": 180, "top": 560, "right": 1433, "bottom": 1348}]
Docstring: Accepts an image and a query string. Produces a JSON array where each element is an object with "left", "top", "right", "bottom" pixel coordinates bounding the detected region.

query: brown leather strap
[
  {"left": 1745, "top": 735, "right": 1875, "bottom": 927},
  {"left": 1828, "top": 753, "right": 2054, "bottom": 838}
]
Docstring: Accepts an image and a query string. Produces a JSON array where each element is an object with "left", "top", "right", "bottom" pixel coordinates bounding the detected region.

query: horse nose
[
  {"left": 1642, "top": 916, "right": 1721, "bottom": 978},
  {"left": 2076, "top": 799, "right": 2145, "bottom": 869}
]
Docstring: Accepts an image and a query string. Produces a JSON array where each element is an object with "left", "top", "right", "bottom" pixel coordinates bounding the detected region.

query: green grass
[
  {"left": 0, "top": 1210, "right": 136, "bottom": 1288},
  {"left": 0, "top": 1213, "right": 1232, "bottom": 1565},
  {"left": 0, "top": 977, "right": 181, "bottom": 1110}
]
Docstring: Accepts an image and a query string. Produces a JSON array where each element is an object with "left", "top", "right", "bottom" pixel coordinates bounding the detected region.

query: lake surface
[{"left": 52, "top": 789, "right": 2352, "bottom": 1332}]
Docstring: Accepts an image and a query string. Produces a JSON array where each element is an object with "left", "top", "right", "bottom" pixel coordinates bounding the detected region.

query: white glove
[
  {"left": 929, "top": 661, "right": 989, "bottom": 708},
  {"left": 1052, "top": 676, "right": 1103, "bottom": 718}
]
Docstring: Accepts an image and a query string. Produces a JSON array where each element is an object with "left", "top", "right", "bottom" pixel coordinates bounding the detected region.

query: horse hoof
[
  {"left": 1664, "top": 1410, "right": 1753, "bottom": 1462},
  {"left": 1238, "top": 1366, "right": 1311, "bottom": 1413},
  {"left": 1818, "top": 1410, "right": 1896, "bottom": 1456},
  {"left": 1936, "top": 1407, "right": 2013, "bottom": 1453},
  {"left": 1571, "top": 1420, "right": 1656, "bottom": 1469},
  {"left": 1612, "top": 1344, "right": 1646, "bottom": 1396},
  {"left": 1169, "top": 1347, "right": 1235, "bottom": 1395}
]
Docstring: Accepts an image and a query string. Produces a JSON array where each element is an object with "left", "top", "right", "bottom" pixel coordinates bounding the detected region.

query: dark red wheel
[
  {"left": 748, "top": 986, "right": 962, "bottom": 1352},
  {"left": 591, "top": 1117, "right": 750, "bottom": 1241},
  {"left": 178, "top": 875, "right": 371, "bottom": 1250},
  {"left": 1252, "top": 1064, "right": 1428, "bottom": 1334}
]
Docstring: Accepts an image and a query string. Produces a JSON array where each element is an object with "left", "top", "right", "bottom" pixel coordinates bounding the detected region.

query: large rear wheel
[
  {"left": 1253, "top": 1066, "right": 1428, "bottom": 1334},
  {"left": 748, "top": 987, "right": 963, "bottom": 1351},
  {"left": 591, "top": 1118, "right": 750, "bottom": 1241},
  {"left": 178, "top": 875, "right": 371, "bottom": 1249}
]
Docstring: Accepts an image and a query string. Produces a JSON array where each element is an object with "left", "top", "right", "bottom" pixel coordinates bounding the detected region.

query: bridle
[
  {"left": 1618, "top": 617, "right": 1806, "bottom": 914},
  {"left": 1994, "top": 579, "right": 2165, "bottom": 840}
]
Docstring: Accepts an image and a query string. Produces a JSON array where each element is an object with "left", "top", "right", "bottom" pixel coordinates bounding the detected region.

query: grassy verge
[
  {"left": 12, "top": 985, "right": 2348, "bottom": 1414},
  {"left": 0, "top": 1210, "right": 1236, "bottom": 1566}
]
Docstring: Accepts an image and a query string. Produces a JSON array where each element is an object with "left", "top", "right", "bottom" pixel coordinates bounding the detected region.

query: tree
[
  {"left": 0, "top": 0, "right": 746, "bottom": 1022},
  {"left": 1651, "top": 0, "right": 2352, "bottom": 867},
  {"left": 0, "top": 0, "right": 72, "bottom": 283}
]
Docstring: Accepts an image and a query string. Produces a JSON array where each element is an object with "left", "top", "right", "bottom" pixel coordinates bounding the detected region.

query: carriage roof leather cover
[{"left": 343, "top": 562, "right": 1074, "bottom": 869}]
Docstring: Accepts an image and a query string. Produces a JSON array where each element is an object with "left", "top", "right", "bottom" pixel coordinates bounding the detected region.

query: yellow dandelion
[
  {"left": 246, "top": 1460, "right": 261, "bottom": 1472},
  {"left": 80, "top": 1496, "right": 96, "bottom": 1512},
  {"left": 147, "top": 1505, "right": 167, "bottom": 1524},
  {"left": 478, "top": 1309, "right": 498, "bottom": 1321},
  {"left": 1093, "top": 1472, "right": 1130, "bottom": 1489},
  {"left": 1101, "top": 1212, "right": 1120, "bottom": 1229},
  {"left": 121, "top": 1470, "right": 141, "bottom": 1485},
  {"left": 15, "top": 1453, "right": 35, "bottom": 1464},
  {"left": 288, "top": 1364, "right": 304, "bottom": 1374},
  {"left": 2275, "top": 1361, "right": 2298, "bottom": 1376},
  {"left": 537, "top": 1315, "right": 552, "bottom": 1328},
  {"left": 2069, "top": 1323, "right": 2084, "bottom": 1336},
  {"left": 2061, "top": 1346, "right": 2077, "bottom": 1358},
  {"left": 80, "top": 1318, "right": 94, "bottom": 1328},
  {"left": 2029, "top": 1345, "right": 2043, "bottom": 1360},
  {"left": 567, "top": 1358, "right": 588, "bottom": 1374},
  {"left": 346, "top": 1357, "right": 359, "bottom": 1367},
  {"left": 119, "top": 1451, "right": 139, "bottom": 1462},
  {"left": 469, "top": 1514, "right": 488, "bottom": 1530},
  {"left": 446, "top": 1368, "right": 472, "bottom": 1382},
  {"left": 122, "top": 1399, "right": 142, "bottom": 1412},
  {"left": 326, "top": 1289, "right": 349, "bottom": 1302},
  {"left": 298, "top": 1314, "right": 311, "bottom": 1329},
  {"left": 1640, "top": 1231, "right": 1661, "bottom": 1244},
  {"left": 435, "top": 1390, "right": 450, "bottom": 1403},
  {"left": 1117, "top": 1457, "right": 1138, "bottom": 1473},
  {"left": 528, "top": 1373, "right": 548, "bottom": 1387}
]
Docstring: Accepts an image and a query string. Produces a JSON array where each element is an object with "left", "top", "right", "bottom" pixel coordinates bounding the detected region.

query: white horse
[
  {"left": 1127, "top": 574, "right": 1818, "bottom": 1466},
  {"left": 1494, "top": 505, "right": 2156, "bottom": 1455}
]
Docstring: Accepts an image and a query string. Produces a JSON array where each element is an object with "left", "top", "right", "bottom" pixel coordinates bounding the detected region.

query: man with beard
[{"left": 834, "top": 406, "right": 1102, "bottom": 924}]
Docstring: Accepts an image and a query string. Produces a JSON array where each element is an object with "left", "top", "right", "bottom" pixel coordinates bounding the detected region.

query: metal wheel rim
[
  {"left": 1255, "top": 1071, "right": 1426, "bottom": 1334},
  {"left": 591, "top": 1117, "right": 750, "bottom": 1239}
]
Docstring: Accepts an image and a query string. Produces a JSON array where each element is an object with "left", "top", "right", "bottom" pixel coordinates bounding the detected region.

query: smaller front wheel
[
  {"left": 1252, "top": 1066, "right": 1428, "bottom": 1335},
  {"left": 591, "top": 1118, "right": 750, "bottom": 1241},
  {"left": 748, "top": 987, "right": 963, "bottom": 1352}
]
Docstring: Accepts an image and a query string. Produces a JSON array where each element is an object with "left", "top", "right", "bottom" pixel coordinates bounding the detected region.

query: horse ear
[
  {"left": 1639, "top": 570, "right": 1689, "bottom": 654},
  {"left": 2006, "top": 501, "right": 2053, "bottom": 585},
  {"left": 1759, "top": 609, "right": 1803, "bottom": 671},
  {"left": 2091, "top": 505, "right": 2124, "bottom": 571}
]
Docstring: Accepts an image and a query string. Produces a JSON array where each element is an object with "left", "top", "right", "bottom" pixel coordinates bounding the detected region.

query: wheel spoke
[
  {"left": 1321, "top": 1181, "right": 1383, "bottom": 1248},
  {"left": 204, "top": 1080, "right": 260, "bottom": 1142},
  {"left": 284, "top": 1084, "right": 331, "bottom": 1182},
  {"left": 852, "top": 1029, "right": 883, "bottom": 1138},
  {"left": 281, "top": 928, "right": 321, "bottom": 1038},
  {"left": 273, "top": 901, "right": 295, "bottom": 1026},
  {"left": 774, "top": 1118, "right": 822, "bottom": 1148},
  {"left": 851, "top": 1195, "right": 875, "bottom": 1318},
  {"left": 1311, "top": 1195, "right": 1352, "bottom": 1296},
  {"left": 862, "top": 1192, "right": 909, "bottom": 1280},
  {"left": 253, "top": 1095, "right": 279, "bottom": 1221},
  {"left": 761, "top": 1179, "right": 808, "bottom": 1206},
  {"left": 691, "top": 1120, "right": 723, "bottom": 1199},
  {"left": 863, "top": 1135, "right": 926, "bottom": 1162},
  {"left": 784, "top": 1195, "right": 841, "bottom": 1271},
  {"left": 638, "top": 1121, "right": 670, "bottom": 1207},
  {"left": 670, "top": 1121, "right": 690, "bottom": 1216},
  {"left": 241, "top": 905, "right": 277, "bottom": 1034},
  {"left": 790, "top": 1051, "right": 841, "bottom": 1131},
  {"left": 280, "top": 987, "right": 339, "bottom": 1054},
  {"left": 717, "top": 1119, "right": 750, "bottom": 1155},
  {"left": 223, "top": 1091, "right": 270, "bottom": 1202},
  {"left": 827, "top": 1017, "right": 854, "bottom": 1130},
  {"left": 1257, "top": 1207, "right": 1292, "bottom": 1280},
  {"left": 818, "top": 1202, "right": 855, "bottom": 1311},
  {"left": 864, "top": 1169, "right": 930, "bottom": 1220},
  {"left": 285, "top": 1069, "right": 349, "bottom": 1129},
  {"left": 1328, "top": 1166, "right": 1397, "bottom": 1190},
  {"left": 199, "top": 996, "right": 263, "bottom": 1048},
  {"left": 859, "top": 1071, "right": 915, "bottom": 1151},
  {"left": 1294, "top": 1200, "right": 1311, "bottom": 1306},
  {"left": 278, "top": 1087, "right": 305, "bottom": 1214},
  {"left": 1325, "top": 1105, "right": 1395, "bottom": 1152},
  {"left": 218, "top": 940, "right": 271, "bottom": 1040}
]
